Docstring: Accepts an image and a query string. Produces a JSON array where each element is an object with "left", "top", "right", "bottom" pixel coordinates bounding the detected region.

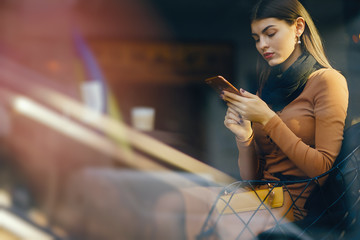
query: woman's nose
[{"left": 258, "top": 38, "right": 269, "bottom": 51}]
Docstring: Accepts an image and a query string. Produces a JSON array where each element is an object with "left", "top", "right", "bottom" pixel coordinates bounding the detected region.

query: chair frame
[{"left": 197, "top": 145, "right": 360, "bottom": 240}]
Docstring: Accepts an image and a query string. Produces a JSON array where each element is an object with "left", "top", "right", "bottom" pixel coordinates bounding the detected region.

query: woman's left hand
[{"left": 222, "top": 89, "right": 276, "bottom": 126}]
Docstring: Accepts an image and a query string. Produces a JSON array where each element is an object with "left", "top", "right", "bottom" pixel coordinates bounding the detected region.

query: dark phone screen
[{"left": 205, "top": 76, "right": 240, "bottom": 96}]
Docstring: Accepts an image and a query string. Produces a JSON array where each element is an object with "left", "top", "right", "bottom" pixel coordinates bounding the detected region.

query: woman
[
  {"left": 155, "top": 0, "right": 348, "bottom": 239},
  {"left": 222, "top": 0, "right": 348, "bottom": 220}
]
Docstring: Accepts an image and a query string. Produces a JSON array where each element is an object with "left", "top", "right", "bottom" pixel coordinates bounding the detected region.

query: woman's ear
[{"left": 295, "top": 17, "right": 305, "bottom": 36}]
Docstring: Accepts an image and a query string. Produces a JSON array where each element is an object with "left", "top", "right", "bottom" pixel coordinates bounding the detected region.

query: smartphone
[{"left": 205, "top": 75, "right": 240, "bottom": 96}]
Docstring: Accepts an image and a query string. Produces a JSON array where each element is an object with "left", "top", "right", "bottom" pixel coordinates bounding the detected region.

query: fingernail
[{"left": 240, "top": 88, "right": 245, "bottom": 93}]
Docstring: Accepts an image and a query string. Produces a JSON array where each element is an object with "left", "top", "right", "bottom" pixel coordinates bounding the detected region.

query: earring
[{"left": 297, "top": 35, "right": 302, "bottom": 44}]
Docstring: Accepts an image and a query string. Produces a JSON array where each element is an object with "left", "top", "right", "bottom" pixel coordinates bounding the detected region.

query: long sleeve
[
  {"left": 236, "top": 135, "right": 263, "bottom": 180},
  {"left": 262, "top": 69, "right": 348, "bottom": 178}
]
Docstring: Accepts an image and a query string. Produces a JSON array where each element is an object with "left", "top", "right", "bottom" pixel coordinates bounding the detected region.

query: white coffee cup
[
  {"left": 131, "top": 107, "right": 155, "bottom": 131},
  {"left": 81, "top": 81, "right": 104, "bottom": 113}
]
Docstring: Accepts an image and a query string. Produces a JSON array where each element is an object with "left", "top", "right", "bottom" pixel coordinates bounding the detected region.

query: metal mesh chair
[{"left": 197, "top": 122, "right": 360, "bottom": 240}]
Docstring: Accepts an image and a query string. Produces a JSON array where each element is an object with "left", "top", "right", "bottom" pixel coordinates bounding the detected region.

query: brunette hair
[{"left": 251, "top": 0, "right": 332, "bottom": 87}]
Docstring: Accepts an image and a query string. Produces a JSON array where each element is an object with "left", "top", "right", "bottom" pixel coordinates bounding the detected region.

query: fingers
[
  {"left": 239, "top": 88, "right": 256, "bottom": 98},
  {"left": 222, "top": 91, "right": 243, "bottom": 102},
  {"left": 226, "top": 109, "right": 241, "bottom": 122},
  {"left": 224, "top": 114, "right": 244, "bottom": 126},
  {"left": 227, "top": 101, "right": 245, "bottom": 117},
  {"left": 224, "top": 118, "right": 240, "bottom": 127},
  {"left": 223, "top": 90, "right": 257, "bottom": 108},
  {"left": 223, "top": 88, "right": 251, "bottom": 97},
  {"left": 227, "top": 106, "right": 239, "bottom": 116},
  {"left": 225, "top": 107, "right": 245, "bottom": 127}
]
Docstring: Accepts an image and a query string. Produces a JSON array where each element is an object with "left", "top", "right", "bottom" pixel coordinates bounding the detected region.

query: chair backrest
[
  {"left": 303, "top": 122, "right": 360, "bottom": 234},
  {"left": 197, "top": 122, "right": 360, "bottom": 240},
  {"left": 335, "top": 121, "right": 360, "bottom": 164}
]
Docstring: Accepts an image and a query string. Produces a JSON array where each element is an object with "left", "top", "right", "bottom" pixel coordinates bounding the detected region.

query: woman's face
[{"left": 251, "top": 18, "right": 302, "bottom": 71}]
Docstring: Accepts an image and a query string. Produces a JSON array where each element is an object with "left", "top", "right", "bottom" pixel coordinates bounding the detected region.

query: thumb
[{"left": 239, "top": 88, "right": 255, "bottom": 98}]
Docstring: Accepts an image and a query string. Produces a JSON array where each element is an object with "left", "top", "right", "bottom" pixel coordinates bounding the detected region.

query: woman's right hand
[{"left": 224, "top": 106, "right": 253, "bottom": 141}]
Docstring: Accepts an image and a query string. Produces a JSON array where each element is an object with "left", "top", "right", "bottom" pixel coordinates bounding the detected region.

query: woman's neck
[{"left": 280, "top": 46, "right": 303, "bottom": 72}]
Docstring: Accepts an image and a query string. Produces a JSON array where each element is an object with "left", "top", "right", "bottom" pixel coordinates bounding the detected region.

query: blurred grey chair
[{"left": 197, "top": 122, "right": 360, "bottom": 240}]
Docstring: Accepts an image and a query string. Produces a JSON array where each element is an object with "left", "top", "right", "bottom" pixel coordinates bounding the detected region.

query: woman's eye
[{"left": 268, "top": 32, "right": 276, "bottom": 37}]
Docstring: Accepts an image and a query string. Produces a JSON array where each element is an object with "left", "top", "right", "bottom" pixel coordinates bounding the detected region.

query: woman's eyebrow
[{"left": 251, "top": 24, "right": 276, "bottom": 36}]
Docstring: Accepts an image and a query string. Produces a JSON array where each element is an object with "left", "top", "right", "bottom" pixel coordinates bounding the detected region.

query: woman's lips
[{"left": 264, "top": 52, "right": 274, "bottom": 59}]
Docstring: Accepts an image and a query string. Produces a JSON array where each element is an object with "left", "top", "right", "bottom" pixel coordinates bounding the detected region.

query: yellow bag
[{"left": 216, "top": 186, "right": 284, "bottom": 214}]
